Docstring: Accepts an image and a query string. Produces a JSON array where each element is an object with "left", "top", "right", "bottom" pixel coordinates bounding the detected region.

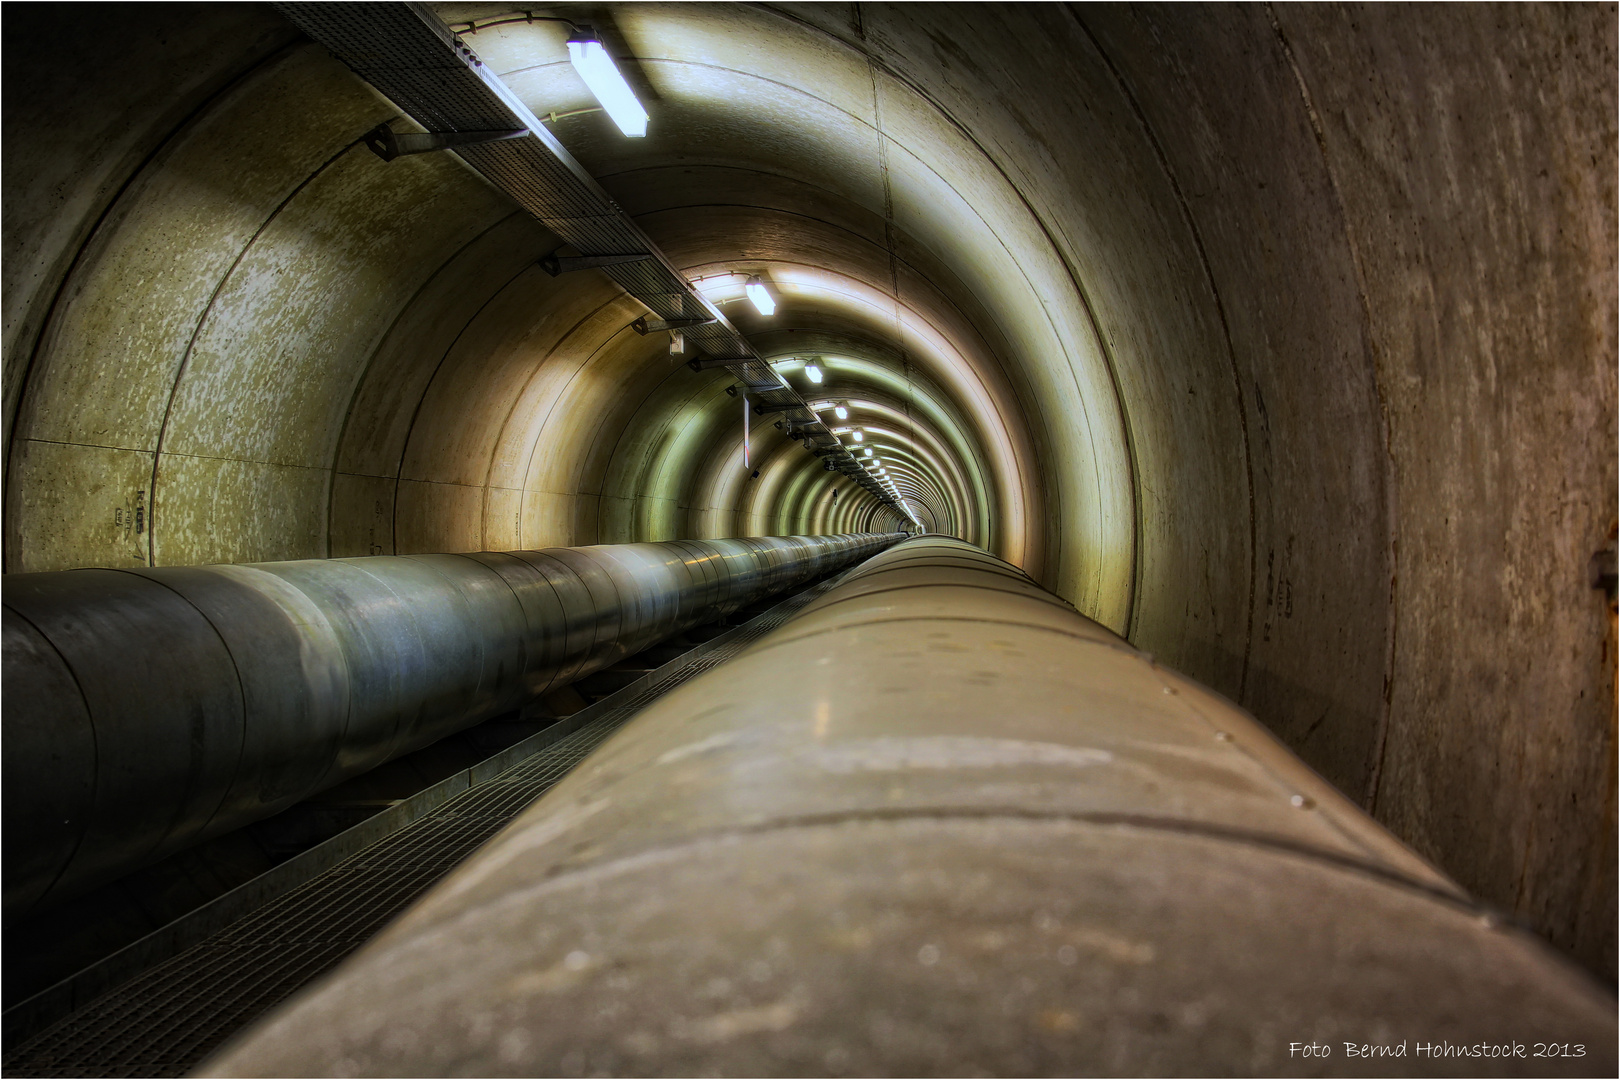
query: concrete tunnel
[{"left": 1, "top": 1, "right": 1616, "bottom": 1075}]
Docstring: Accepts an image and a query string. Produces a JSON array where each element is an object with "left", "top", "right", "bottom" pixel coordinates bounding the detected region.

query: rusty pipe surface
[
  {"left": 203, "top": 536, "right": 1616, "bottom": 1076},
  {"left": 2, "top": 533, "right": 898, "bottom": 919}
]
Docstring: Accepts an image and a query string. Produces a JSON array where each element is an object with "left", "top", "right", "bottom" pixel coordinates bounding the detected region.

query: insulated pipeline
[
  {"left": 204, "top": 537, "right": 1616, "bottom": 1077},
  {"left": 2, "top": 533, "right": 899, "bottom": 919}
]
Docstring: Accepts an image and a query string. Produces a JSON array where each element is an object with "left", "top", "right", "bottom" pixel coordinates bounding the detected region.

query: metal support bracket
[
  {"left": 363, "top": 124, "right": 528, "bottom": 162},
  {"left": 632, "top": 316, "right": 717, "bottom": 335},
  {"left": 687, "top": 356, "right": 751, "bottom": 372},
  {"left": 540, "top": 252, "right": 655, "bottom": 276},
  {"left": 1591, "top": 534, "right": 1618, "bottom": 600}
]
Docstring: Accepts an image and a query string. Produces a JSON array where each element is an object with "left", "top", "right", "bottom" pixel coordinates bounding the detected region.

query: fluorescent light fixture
[
  {"left": 804, "top": 359, "right": 823, "bottom": 383},
  {"left": 568, "top": 31, "right": 649, "bottom": 137},
  {"left": 864, "top": 448, "right": 873, "bottom": 457},
  {"left": 852, "top": 430, "right": 863, "bottom": 442},
  {"left": 745, "top": 277, "right": 776, "bottom": 316},
  {"left": 835, "top": 404, "right": 848, "bottom": 420}
]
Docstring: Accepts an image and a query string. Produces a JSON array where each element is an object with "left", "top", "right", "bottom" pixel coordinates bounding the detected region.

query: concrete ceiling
[{"left": 2, "top": 2, "right": 1613, "bottom": 980}]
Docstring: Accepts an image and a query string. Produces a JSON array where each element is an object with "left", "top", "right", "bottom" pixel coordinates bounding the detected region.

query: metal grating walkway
[{"left": 3, "top": 575, "right": 842, "bottom": 1078}]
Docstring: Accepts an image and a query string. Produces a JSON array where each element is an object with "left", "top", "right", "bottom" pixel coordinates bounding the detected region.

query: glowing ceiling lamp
[
  {"left": 567, "top": 29, "right": 649, "bottom": 137},
  {"left": 803, "top": 357, "right": 823, "bottom": 383},
  {"left": 834, "top": 403, "right": 848, "bottom": 420},
  {"left": 851, "top": 430, "right": 863, "bottom": 442},
  {"left": 744, "top": 277, "right": 776, "bottom": 316}
]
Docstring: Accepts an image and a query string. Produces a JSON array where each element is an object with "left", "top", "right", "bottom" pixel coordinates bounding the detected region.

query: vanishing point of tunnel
[{"left": 2, "top": 2, "right": 1616, "bottom": 1076}]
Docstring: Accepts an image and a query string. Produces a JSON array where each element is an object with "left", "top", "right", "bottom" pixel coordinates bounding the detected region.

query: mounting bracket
[
  {"left": 632, "top": 316, "right": 717, "bottom": 335},
  {"left": 363, "top": 124, "right": 528, "bottom": 162},
  {"left": 540, "top": 252, "right": 655, "bottom": 276},
  {"left": 687, "top": 356, "right": 750, "bottom": 372}
]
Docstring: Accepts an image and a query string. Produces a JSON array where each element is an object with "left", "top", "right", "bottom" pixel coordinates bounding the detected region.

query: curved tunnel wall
[{"left": 2, "top": 3, "right": 1614, "bottom": 976}]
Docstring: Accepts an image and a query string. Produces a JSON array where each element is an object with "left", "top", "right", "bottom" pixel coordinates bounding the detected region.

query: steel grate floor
[{"left": 4, "top": 576, "right": 841, "bottom": 1078}]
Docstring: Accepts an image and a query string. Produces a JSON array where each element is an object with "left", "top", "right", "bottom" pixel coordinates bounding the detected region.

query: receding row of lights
[
  {"left": 731, "top": 286, "right": 906, "bottom": 499},
  {"left": 549, "top": 46, "right": 916, "bottom": 508},
  {"left": 720, "top": 278, "right": 900, "bottom": 495},
  {"left": 568, "top": 45, "right": 899, "bottom": 510}
]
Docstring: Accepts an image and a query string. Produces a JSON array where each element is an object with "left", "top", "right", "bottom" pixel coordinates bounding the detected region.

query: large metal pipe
[
  {"left": 205, "top": 536, "right": 1615, "bottom": 1077},
  {"left": 2, "top": 533, "right": 898, "bottom": 919}
]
